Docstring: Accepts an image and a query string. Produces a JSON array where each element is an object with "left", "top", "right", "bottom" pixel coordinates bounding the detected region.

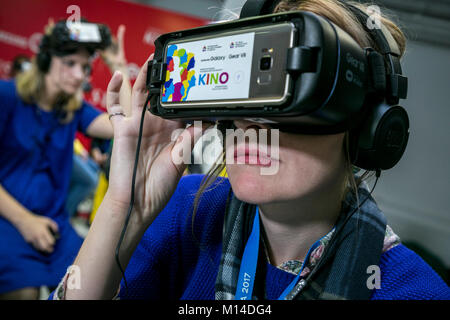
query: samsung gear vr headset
[{"left": 144, "top": 0, "right": 409, "bottom": 171}]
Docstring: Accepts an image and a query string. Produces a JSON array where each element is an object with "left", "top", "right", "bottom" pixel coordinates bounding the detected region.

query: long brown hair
[
  {"left": 191, "top": 0, "right": 407, "bottom": 232},
  {"left": 274, "top": 0, "right": 406, "bottom": 54}
]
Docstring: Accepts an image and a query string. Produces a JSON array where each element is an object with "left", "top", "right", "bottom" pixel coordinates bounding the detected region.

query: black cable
[
  {"left": 114, "top": 93, "right": 151, "bottom": 292},
  {"left": 335, "top": 169, "right": 381, "bottom": 241},
  {"left": 303, "top": 169, "right": 382, "bottom": 287}
]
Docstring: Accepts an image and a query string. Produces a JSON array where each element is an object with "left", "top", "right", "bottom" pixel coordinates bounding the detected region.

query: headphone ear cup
[
  {"left": 36, "top": 51, "right": 51, "bottom": 73},
  {"left": 350, "top": 104, "right": 409, "bottom": 170}
]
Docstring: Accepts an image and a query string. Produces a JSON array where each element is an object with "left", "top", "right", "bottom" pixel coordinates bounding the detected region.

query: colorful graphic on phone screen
[{"left": 162, "top": 32, "right": 255, "bottom": 102}]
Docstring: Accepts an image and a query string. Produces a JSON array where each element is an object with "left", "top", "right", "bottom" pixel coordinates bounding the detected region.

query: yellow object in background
[
  {"left": 218, "top": 167, "right": 227, "bottom": 177},
  {"left": 73, "top": 139, "right": 87, "bottom": 156}
]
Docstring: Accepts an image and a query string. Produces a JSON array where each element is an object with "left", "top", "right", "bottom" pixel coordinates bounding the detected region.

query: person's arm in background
[
  {"left": 102, "top": 25, "right": 132, "bottom": 117},
  {"left": 85, "top": 25, "right": 132, "bottom": 140},
  {"left": 0, "top": 80, "right": 58, "bottom": 254},
  {"left": 0, "top": 184, "right": 59, "bottom": 254},
  {"left": 62, "top": 57, "right": 207, "bottom": 300}
]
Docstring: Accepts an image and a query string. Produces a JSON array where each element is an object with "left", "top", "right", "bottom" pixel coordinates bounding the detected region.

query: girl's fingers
[
  {"left": 106, "top": 71, "right": 123, "bottom": 109},
  {"left": 47, "top": 219, "right": 59, "bottom": 234},
  {"left": 106, "top": 71, "right": 126, "bottom": 128},
  {"left": 117, "top": 25, "right": 125, "bottom": 52},
  {"left": 131, "top": 54, "right": 154, "bottom": 116},
  {"left": 44, "top": 229, "right": 55, "bottom": 247},
  {"left": 37, "top": 234, "right": 53, "bottom": 253}
]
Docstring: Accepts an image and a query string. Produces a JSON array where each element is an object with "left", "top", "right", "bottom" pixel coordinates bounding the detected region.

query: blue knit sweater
[{"left": 118, "top": 175, "right": 449, "bottom": 300}]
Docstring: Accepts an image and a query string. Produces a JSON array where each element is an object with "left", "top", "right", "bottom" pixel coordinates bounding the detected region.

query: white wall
[{"left": 373, "top": 40, "right": 450, "bottom": 266}]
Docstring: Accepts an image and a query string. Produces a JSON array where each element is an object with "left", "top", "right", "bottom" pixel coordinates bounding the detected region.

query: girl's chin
[{"left": 228, "top": 170, "right": 276, "bottom": 204}]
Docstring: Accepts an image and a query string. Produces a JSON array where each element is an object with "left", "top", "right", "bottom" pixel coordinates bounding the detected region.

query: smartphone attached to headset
[
  {"left": 160, "top": 22, "right": 296, "bottom": 109},
  {"left": 146, "top": 10, "right": 409, "bottom": 170}
]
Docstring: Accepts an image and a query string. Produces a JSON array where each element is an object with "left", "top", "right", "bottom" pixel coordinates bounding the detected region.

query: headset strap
[
  {"left": 340, "top": 2, "right": 407, "bottom": 103},
  {"left": 240, "top": 0, "right": 282, "bottom": 18}
]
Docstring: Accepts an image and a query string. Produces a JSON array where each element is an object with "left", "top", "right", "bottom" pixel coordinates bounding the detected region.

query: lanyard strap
[
  {"left": 277, "top": 237, "right": 322, "bottom": 299},
  {"left": 234, "top": 207, "right": 261, "bottom": 300},
  {"left": 235, "top": 207, "right": 329, "bottom": 300}
]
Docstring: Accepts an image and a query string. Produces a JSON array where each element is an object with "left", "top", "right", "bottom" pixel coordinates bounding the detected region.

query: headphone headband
[
  {"left": 240, "top": 0, "right": 407, "bottom": 104},
  {"left": 337, "top": 2, "right": 407, "bottom": 104},
  {"left": 240, "top": 0, "right": 282, "bottom": 18}
]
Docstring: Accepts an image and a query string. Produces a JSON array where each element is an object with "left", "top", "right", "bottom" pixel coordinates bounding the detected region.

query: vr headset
[
  {"left": 146, "top": 0, "right": 410, "bottom": 171},
  {"left": 37, "top": 20, "right": 111, "bottom": 73}
]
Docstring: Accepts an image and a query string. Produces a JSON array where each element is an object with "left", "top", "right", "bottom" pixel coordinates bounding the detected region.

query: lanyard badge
[
  {"left": 235, "top": 206, "right": 328, "bottom": 300},
  {"left": 234, "top": 208, "right": 261, "bottom": 300}
]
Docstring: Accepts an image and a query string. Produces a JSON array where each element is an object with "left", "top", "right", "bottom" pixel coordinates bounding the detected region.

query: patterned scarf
[{"left": 215, "top": 187, "right": 387, "bottom": 300}]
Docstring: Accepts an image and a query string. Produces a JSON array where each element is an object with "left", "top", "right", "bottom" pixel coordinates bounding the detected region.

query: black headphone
[{"left": 240, "top": 0, "right": 410, "bottom": 171}]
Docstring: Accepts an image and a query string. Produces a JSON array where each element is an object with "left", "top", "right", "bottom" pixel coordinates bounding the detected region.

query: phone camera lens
[{"left": 260, "top": 56, "right": 272, "bottom": 71}]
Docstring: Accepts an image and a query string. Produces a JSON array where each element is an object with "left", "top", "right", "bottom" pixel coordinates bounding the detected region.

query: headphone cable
[
  {"left": 114, "top": 93, "right": 151, "bottom": 293},
  {"left": 302, "top": 169, "right": 382, "bottom": 290}
]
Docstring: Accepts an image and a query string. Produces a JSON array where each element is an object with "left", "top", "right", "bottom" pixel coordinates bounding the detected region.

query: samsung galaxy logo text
[{"left": 209, "top": 55, "right": 225, "bottom": 61}]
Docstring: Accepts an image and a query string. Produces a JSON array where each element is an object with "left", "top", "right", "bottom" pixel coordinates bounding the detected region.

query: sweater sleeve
[
  {"left": 118, "top": 174, "right": 230, "bottom": 300},
  {"left": 371, "top": 244, "right": 450, "bottom": 300},
  {"left": 76, "top": 101, "right": 102, "bottom": 134},
  {"left": 118, "top": 174, "right": 209, "bottom": 299},
  {"left": 117, "top": 183, "right": 183, "bottom": 299}
]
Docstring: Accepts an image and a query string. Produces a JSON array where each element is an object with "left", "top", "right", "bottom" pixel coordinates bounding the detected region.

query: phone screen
[{"left": 162, "top": 32, "right": 255, "bottom": 103}]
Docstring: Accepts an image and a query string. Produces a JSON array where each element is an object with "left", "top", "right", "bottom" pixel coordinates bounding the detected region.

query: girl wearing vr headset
[
  {"left": 0, "top": 20, "right": 130, "bottom": 299},
  {"left": 56, "top": 1, "right": 449, "bottom": 300}
]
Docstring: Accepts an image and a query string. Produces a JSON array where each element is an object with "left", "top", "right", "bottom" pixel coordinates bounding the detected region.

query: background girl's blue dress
[{"left": 0, "top": 79, "right": 101, "bottom": 293}]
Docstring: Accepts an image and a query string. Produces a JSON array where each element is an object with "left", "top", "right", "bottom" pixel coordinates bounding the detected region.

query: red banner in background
[
  {"left": 0, "top": 0, "right": 207, "bottom": 108},
  {"left": 0, "top": 0, "right": 207, "bottom": 149}
]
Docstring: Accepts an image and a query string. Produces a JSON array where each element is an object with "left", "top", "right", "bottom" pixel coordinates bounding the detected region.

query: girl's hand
[
  {"left": 104, "top": 56, "right": 207, "bottom": 228},
  {"left": 17, "top": 214, "right": 59, "bottom": 254}
]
